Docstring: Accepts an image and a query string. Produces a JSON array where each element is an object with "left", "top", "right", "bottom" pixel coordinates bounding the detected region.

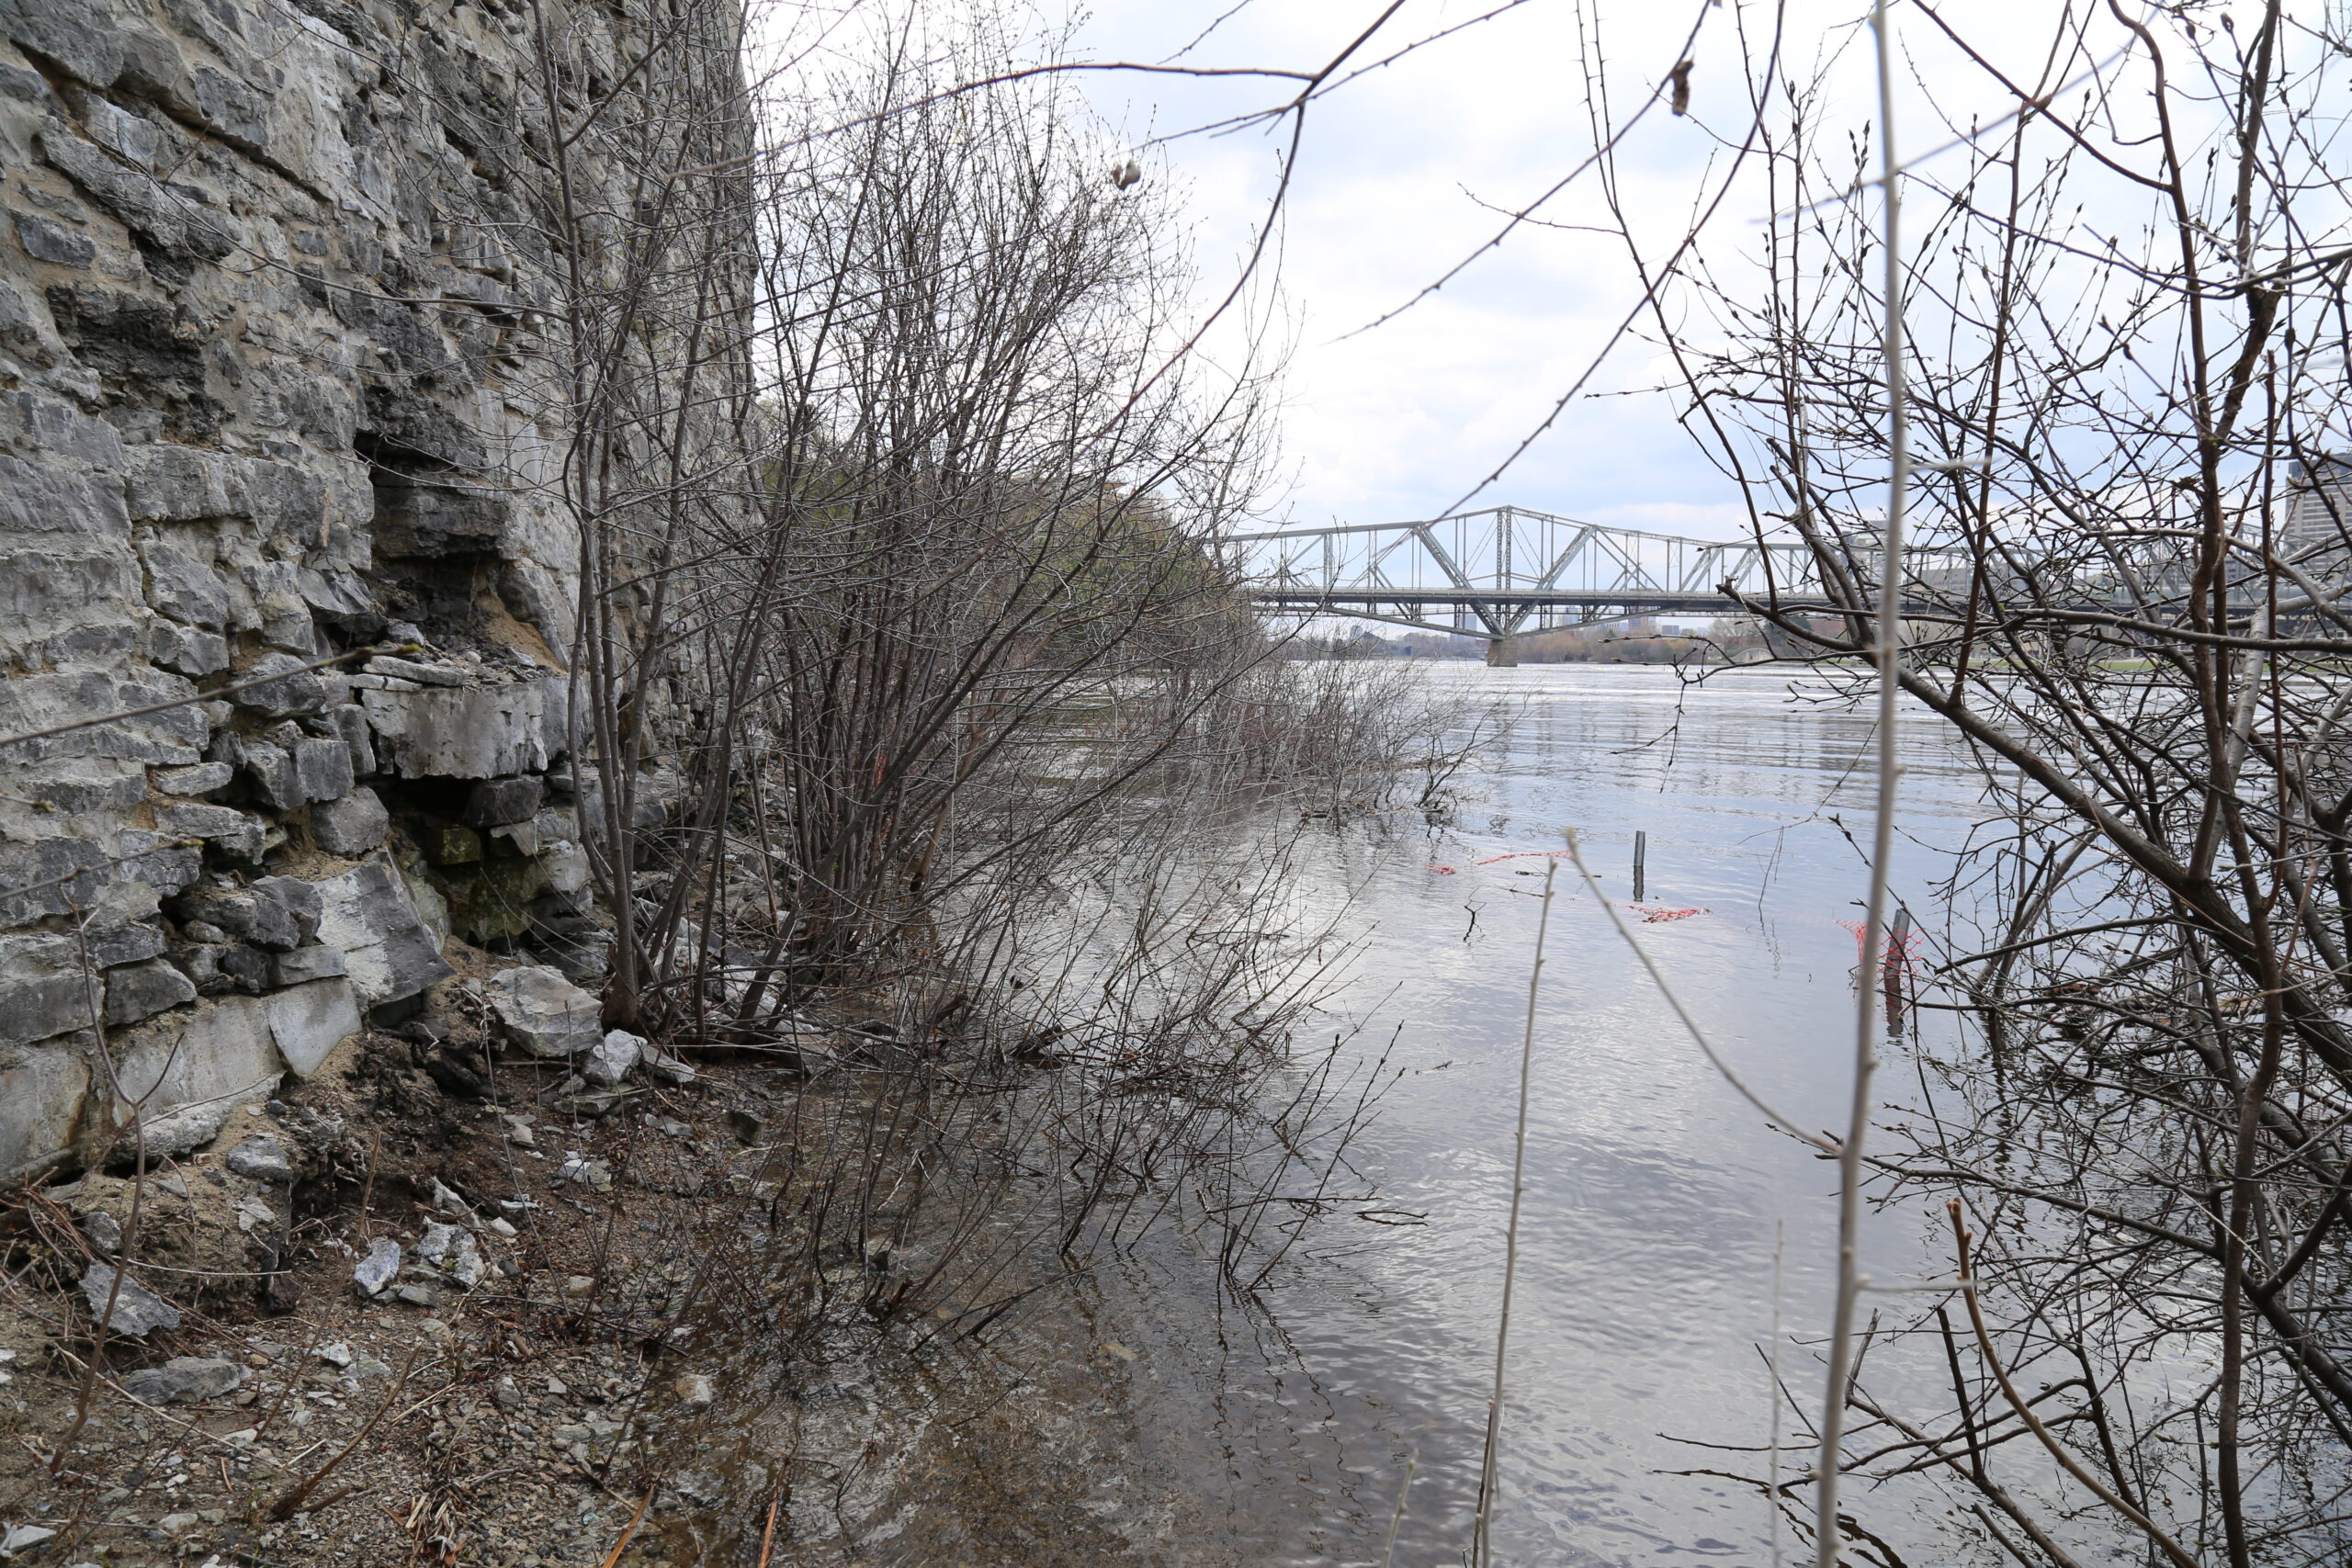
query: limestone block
[
  {"left": 12, "top": 209, "right": 93, "bottom": 267},
  {"left": 238, "top": 740, "right": 300, "bottom": 809},
  {"left": 0, "top": 543, "right": 133, "bottom": 651},
  {"left": 0, "top": 1043, "right": 89, "bottom": 1181},
  {"left": 153, "top": 761, "right": 232, "bottom": 795},
  {"left": 139, "top": 540, "right": 229, "bottom": 626},
  {"left": 312, "top": 861, "right": 452, "bottom": 1007},
  {"left": 293, "top": 737, "right": 352, "bottom": 802},
  {"left": 42, "top": 282, "right": 206, "bottom": 400},
  {"left": 156, "top": 802, "right": 266, "bottom": 860},
  {"left": 0, "top": 454, "right": 129, "bottom": 537},
  {"left": 85, "top": 919, "right": 165, "bottom": 968},
  {"left": 0, "top": 838, "right": 107, "bottom": 925},
  {"left": 360, "top": 676, "right": 565, "bottom": 779},
  {"left": 486, "top": 820, "right": 538, "bottom": 857},
  {"left": 103, "top": 957, "right": 196, "bottom": 1026},
  {"left": 0, "top": 672, "right": 209, "bottom": 765},
  {"left": 310, "top": 785, "right": 387, "bottom": 855},
  {"left": 123, "top": 1355, "right": 243, "bottom": 1405},
  {"left": 238, "top": 559, "right": 318, "bottom": 651},
  {"left": 370, "top": 476, "right": 511, "bottom": 558},
  {"left": 0, "top": 0, "right": 130, "bottom": 88},
  {"left": 482, "top": 964, "right": 601, "bottom": 1057},
  {"left": 583, "top": 1029, "right": 640, "bottom": 1085},
  {"left": 0, "top": 933, "right": 94, "bottom": 1046},
  {"left": 464, "top": 774, "right": 542, "bottom": 827},
  {"left": 119, "top": 1099, "right": 225, "bottom": 1162},
  {"left": 127, "top": 446, "right": 245, "bottom": 524},
  {"left": 168, "top": 885, "right": 300, "bottom": 951},
  {"left": 79, "top": 1262, "right": 180, "bottom": 1337},
  {"left": 424, "top": 824, "right": 481, "bottom": 865},
  {"left": 330, "top": 703, "right": 375, "bottom": 777},
  {"left": 65, "top": 89, "right": 160, "bottom": 168},
  {"left": 250, "top": 875, "right": 323, "bottom": 945},
  {"left": 116, "top": 829, "right": 203, "bottom": 893},
  {"left": 147, "top": 621, "right": 230, "bottom": 677},
  {"left": 266, "top": 977, "right": 359, "bottom": 1077},
  {"left": 37, "top": 122, "right": 232, "bottom": 268},
  {"left": 231, "top": 652, "right": 330, "bottom": 717},
  {"left": 6, "top": 389, "right": 127, "bottom": 468},
  {"left": 541, "top": 839, "right": 593, "bottom": 900}
]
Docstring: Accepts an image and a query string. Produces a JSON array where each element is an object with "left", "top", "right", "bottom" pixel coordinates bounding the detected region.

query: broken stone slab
[
  {"left": 482, "top": 965, "right": 601, "bottom": 1057},
  {"left": 122, "top": 1356, "right": 243, "bottom": 1405},
  {"left": 557, "top": 1154, "right": 613, "bottom": 1190},
  {"left": 107, "top": 996, "right": 289, "bottom": 1134},
  {"left": 644, "top": 1047, "right": 696, "bottom": 1086},
  {"left": 359, "top": 675, "right": 567, "bottom": 780},
  {"left": 416, "top": 1221, "right": 484, "bottom": 1289},
  {"left": 265, "top": 979, "right": 362, "bottom": 1077},
  {"left": 0, "top": 1524, "right": 56, "bottom": 1558},
  {"left": 223, "top": 1135, "right": 295, "bottom": 1184},
  {"left": 582, "top": 1029, "right": 642, "bottom": 1086},
  {"left": 314, "top": 1340, "right": 353, "bottom": 1369},
  {"left": 79, "top": 1263, "right": 181, "bottom": 1337},
  {"left": 269, "top": 944, "right": 346, "bottom": 987},
  {"left": 353, "top": 1237, "right": 400, "bottom": 1297},
  {"left": 364, "top": 654, "right": 473, "bottom": 686},
  {"left": 82, "top": 1209, "right": 121, "bottom": 1254},
  {"left": 103, "top": 957, "right": 197, "bottom": 1027},
  {"left": 313, "top": 862, "right": 453, "bottom": 1009},
  {"left": 310, "top": 786, "right": 388, "bottom": 856},
  {"left": 118, "top": 1098, "right": 231, "bottom": 1164}
]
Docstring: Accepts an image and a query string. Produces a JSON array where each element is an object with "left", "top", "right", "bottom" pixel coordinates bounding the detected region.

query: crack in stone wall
[{"left": 0, "top": 0, "right": 628, "bottom": 1180}]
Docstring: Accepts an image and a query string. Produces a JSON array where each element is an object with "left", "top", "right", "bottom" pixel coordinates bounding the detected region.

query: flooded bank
[{"left": 1044, "top": 661, "right": 1995, "bottom": 1567}]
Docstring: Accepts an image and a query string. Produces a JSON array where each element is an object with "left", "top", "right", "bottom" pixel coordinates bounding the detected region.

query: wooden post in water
[
  {"left": 1632, "top": 830, "right": 1647, "bottom": 904},
  {"left": 1883, "top": 905, "right": 1910, "bottom": 1035}
]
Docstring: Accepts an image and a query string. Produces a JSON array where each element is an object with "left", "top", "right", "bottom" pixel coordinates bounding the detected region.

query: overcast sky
[{"left": 1057, "top": 0, "right": 1809, "bottom": 539}]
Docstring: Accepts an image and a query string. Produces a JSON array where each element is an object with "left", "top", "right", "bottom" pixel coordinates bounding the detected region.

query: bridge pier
[{"left": 1484, "top": 636, "right": 1520, "bottom": 668}]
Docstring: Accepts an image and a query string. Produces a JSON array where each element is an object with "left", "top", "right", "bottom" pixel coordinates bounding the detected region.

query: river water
[{"left": 1081, "top": 660, "right": 1998, "bottom": 1567}]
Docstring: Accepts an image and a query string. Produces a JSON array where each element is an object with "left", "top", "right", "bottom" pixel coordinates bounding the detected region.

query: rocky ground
[{"left": 0, "top": 981, "right": 1238, "bottom": 1568}]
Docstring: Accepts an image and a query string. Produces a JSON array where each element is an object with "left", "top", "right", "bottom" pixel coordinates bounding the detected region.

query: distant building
[{"left": 2282, "top": 454, "right": 2352, "bottom": 568}]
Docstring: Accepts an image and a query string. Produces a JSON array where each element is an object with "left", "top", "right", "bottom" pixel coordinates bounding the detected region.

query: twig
[{"left": 1472, "top": 859, "right": 1555, "bottom": 1566}]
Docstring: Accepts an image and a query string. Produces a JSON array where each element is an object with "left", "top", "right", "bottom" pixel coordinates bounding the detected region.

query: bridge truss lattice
[{"left": 1226, "top": 506, "right": 1825, "bottom": 642}]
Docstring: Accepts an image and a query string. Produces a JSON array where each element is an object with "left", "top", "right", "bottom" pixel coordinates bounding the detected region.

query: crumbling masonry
[{"left": 0, "top": 0, "right": 629, "bottom": 1178}]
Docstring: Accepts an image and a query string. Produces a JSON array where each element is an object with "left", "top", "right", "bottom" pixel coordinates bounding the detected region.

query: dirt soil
[{"left": 0, "top": 1017, "right": 1255, "bottom": 1567}]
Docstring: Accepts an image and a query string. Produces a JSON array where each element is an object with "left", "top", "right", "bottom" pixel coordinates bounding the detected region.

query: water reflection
[{"left": 1101, "top": 662, "right": 1991, "bottom": 1567}]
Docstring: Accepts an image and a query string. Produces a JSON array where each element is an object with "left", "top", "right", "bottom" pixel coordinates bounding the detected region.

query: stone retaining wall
[{"left": 0, "top": 0, "right": 624, "bottom": 1179}]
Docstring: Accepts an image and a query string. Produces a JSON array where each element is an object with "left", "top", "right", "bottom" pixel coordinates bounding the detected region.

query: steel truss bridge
[{"left": 1227, "top": 507, "right": 1839, "bottom": 663}]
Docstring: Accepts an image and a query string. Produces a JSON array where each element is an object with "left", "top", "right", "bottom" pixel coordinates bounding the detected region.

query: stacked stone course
[{"left": 0, "top": 0, "right": 624, "bottom": 1179}]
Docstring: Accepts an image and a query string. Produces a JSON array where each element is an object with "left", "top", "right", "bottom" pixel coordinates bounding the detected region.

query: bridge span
[{"left": 1227, "top": 507, "right": 1832, "bottom": 664}]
